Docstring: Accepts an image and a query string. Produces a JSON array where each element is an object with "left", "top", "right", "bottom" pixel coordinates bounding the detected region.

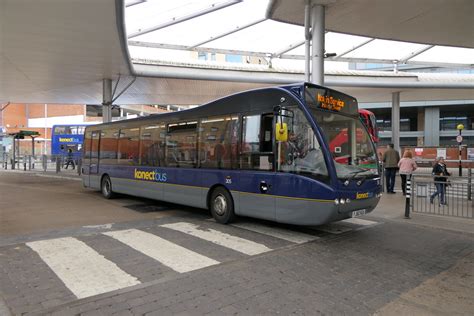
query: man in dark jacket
[
  {"left": 430, "top": 157, "right": 450, "bottom": 205},
  {"left": 64, "top": 148, "right": 75, "bottom": 170},
  {"left": 382, "top": 144, "right": 400, "bottom": 193}
]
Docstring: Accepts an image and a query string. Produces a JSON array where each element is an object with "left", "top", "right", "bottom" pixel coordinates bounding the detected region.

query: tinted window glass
[
  {"left": 83, "top": 131, "right": 92, "bottom": 159},
  {"left": 240, "top": 114, "right": 274, "bottom": 170},
  {"left": 200, "top": 116, "right": 239, "bottom": 169},
  {"left": 140, "top": 124, "right": 166, "bottom": 166},
  {"left": 118, "top": 128, "right": 140, "bottom": 165},
  {"left": 99, "top": 129, "right": 118, "bottom": 164},
  {"left": 278, "top": 107, "right": 328, "bottom": 181},
  {"left": 90, "top": 131, "right": 100, "bottom": 160},
  {"left": 166, "top": 121, "right": 197, "bottom": 168}
]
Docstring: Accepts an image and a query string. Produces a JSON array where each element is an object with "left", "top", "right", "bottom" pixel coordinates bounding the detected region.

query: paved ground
[{"left": 0, "top": 171, "right": 473, "bottom": 315}]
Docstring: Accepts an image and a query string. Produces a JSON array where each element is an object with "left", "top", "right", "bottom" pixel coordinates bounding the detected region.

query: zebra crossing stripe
[
  {"left": 231, "top": 222, "right": 319, "bottom": 244},
  {"left": 161, "top": 222, "right": 272, "bottom": 255},
  {"left": 342, "top": 218, "right": 378, "bottom": 226},
  {"left": 26, "top": 237, "right": 140, "bottom": 299},
  {"left": 103, "top": 229, "right": 219, "bottom": 273}
]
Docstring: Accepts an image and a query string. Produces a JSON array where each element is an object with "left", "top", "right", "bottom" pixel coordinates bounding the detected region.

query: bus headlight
[
  {"left": 334, "top": 199, "right": 340, "bottom": 205},
  {"left": 340, "top": 199, "right": 346, "bottom": 205},
  {"left": 345, "top": 198, "right": 351, "bottom": 204}
]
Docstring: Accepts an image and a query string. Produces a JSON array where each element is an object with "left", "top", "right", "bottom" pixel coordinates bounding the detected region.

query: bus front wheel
[
  {"left": 210, "top": 187, "right": 235, "bottom": 224},
  {"left": 101, "top": 175, "right": 115, "bottom": 199}
]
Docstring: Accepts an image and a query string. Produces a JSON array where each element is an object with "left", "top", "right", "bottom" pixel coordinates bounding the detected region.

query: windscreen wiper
[{"left": 349, "top": 169, "right": 370, "bottom": 181}]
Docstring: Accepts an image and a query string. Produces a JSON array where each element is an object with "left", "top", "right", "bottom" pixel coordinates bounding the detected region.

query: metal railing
[
  {"left": 1, "top": 154, "right": 82, "bottom": 176},
  {"left": 410, "top": 173, "right": 473, "bottom": 219}
]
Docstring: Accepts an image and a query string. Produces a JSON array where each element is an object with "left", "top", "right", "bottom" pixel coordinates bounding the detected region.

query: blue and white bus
[
  {"left": 51, "top": 125, "right": 87, "bottom": 158},
  {"left": 82, "top": 83, "right": 381, "bottom": 225}
]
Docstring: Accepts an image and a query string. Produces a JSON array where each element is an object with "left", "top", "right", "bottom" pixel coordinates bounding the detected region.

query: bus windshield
[{"left": 313, "top": 110, "right": 379, "bottom": 179}]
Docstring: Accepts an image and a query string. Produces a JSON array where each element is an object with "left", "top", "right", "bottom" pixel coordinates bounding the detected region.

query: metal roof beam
[
  {"left": 288, "top": 54, "right": 473, "bottom": 68},
  {"left": 128, "top": 0, "right": 241, "bottom": 39},
  {"left": 132, "top": 63, "right": 474, "bottom": 89},
  {"left": 399, "top": 45, "right": 435, "bottom": 64},
  {"left": 272, "top": 40, "right": 305, "bottom": 58},
  {"left": 190, "top": 18, "right": 267, "bottom": 49},
  {"left": 126, "top": 0, "right": 146, "bottom": 8},
  {"left": 333, "top": 38, "right": 375, "bottom": 58},
  {"left": 129, "top": 40, "right": 271, "bottom": 59}
]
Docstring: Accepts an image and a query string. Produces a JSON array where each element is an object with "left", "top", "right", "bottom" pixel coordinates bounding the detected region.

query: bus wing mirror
[{"left": 275, "top": 122, "right": 288, "bottom": 142}]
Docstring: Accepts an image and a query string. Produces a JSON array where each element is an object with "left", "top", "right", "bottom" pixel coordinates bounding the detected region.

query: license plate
[{"left": 352, "top": 209, "right": 366, "bottom": 218}]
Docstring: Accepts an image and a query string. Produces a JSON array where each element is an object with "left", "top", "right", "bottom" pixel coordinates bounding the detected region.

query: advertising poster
[
  {"left": 468, "top": 148, "right": 474, "bottom": 160},
  {"left": 414, "top": 148, "right": 423, "bottom": 156},
  {"left": 436, "top": 148, "right": 446, "bottom": 159}
]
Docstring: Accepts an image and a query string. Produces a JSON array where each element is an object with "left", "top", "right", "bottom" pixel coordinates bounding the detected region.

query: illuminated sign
[
  {"left": 59, "top": 137, "right": 80, "bottom": 143},
  {"left": 305, "top": 86, "right": 358, "bottom": 116},
  {"left": 134, "top": 169, "right": 167, "bottom": 182},
  {"left": 317, "top": 94, "right": 345, "bottom": 111}
]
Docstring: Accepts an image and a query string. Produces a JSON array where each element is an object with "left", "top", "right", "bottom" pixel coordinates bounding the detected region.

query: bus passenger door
[
  {"left": 88, "top": 131, "right": 100, "bottom": 188},
  {"left": 238, "top": 114, "right": 276, "bottom": 221}
]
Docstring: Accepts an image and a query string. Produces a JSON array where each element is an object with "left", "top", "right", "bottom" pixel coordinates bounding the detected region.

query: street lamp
[{"left": 457, "top": 124, "right": 464, "bottom": 176}]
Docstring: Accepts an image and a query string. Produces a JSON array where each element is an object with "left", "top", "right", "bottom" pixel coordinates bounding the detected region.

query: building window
[
  {"left": 198, "top": 52, "right": 207, "bottom": 61},
  {"left": 225, "top": 54, "right": 242, "bottom": 63}
]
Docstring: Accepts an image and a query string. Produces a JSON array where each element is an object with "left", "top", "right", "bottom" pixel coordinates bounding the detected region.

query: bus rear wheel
[
  {"left": 101, "top": 175, "right": 115, "bottom": 199},
  {"left": 210, "top": 187, "right": 235, "bottom": 224}
]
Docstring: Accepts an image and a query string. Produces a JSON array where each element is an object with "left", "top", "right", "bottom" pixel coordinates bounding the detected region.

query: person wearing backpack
[{"left": 430, "top": 157, "right": 450, "bottom": 205}]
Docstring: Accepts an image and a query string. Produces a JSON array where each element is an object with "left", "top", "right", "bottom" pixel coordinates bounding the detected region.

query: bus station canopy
[{"left": 0, "top": 0, "right": 473, "bottom": 106}]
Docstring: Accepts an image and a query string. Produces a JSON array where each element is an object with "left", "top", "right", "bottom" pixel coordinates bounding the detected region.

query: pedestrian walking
[
  {"left": 382, "top": 144, "right": 400, "bottom": 194},
  {"left": 64, "top": 148, "right": 76, "bottom": 170},
  {"left": 398, "top": 150, "right": 417, "bottom": 195},
  {"left": 430, "top": 157, "right": 450, "bottom": 206}
]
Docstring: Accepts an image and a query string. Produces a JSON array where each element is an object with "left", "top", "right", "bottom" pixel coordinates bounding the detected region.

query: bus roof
[{"left": 85, "top": 83, "right": 358, "bottom": 131}]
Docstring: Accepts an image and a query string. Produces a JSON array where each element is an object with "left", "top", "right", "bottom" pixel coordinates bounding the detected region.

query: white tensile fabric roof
[{"left": 126, "top": 0, "right": 474, "bottom": 71}]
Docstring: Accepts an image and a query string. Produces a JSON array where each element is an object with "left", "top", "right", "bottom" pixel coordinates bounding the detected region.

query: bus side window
[
  {"left": 241, "top": 114, "right": 274, "bottom": 171},
  {"left": 140, "top": 124, "right": 165, "bottom": 167},
  {"left": 199, "top": 115, "right": 239, "bottom": 169},
  {"left": 118, "top": 128, "right": 140, "bottom": 165},
  {"left": 83, "top": 131, "right": 92, "bottom": 159},
  {"left": 166, "top": 121, "right": 197, "bottom": 168},
  {"left": 99, "top": 129, "right": 118, "bottom": 165}
]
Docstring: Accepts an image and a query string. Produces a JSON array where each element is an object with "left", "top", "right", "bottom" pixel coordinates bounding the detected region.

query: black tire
[
  {"left": 210, "top": 187, "right": 235, "bottom": 224},
  {"left": 101, "top": 175, "right": 115, "bottom": 199}
]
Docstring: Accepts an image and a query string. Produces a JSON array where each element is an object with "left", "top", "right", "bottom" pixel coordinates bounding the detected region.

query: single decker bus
[{"left": 82, "top": 83, "right": 382, "bottom": 225}]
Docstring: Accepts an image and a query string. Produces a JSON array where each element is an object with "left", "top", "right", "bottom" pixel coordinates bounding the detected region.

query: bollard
[
  {"left": 404, "top": 175, "right": 412, "bottom": 219},
  {"left": 56, "top": 157, "right": 61, "bottom": 173},
  {"left": 23, "top": 162, "right": 26, "bottom": 171},
  {"left": 42, "top": 155, "right": 47, "bottom": 172},
  {"left": 468, "top": 168, "right": 472, "bottom": 201},
  {"left": 77, "top": 159, "right": 82, "bottom": 176}
]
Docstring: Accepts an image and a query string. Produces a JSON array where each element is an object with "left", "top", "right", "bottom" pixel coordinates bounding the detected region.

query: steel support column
[
  {"left": 103, "top": 79, "right": 113, "bottom": 123},
  {"left": 311, "top": 4, "right": 325, "bottom": 85},
  {"left": 391, "top": 92, "right": 401, "bottom": 151},
  {"left": 304, "top": 0, "right": 311, "bottom": 82}
]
